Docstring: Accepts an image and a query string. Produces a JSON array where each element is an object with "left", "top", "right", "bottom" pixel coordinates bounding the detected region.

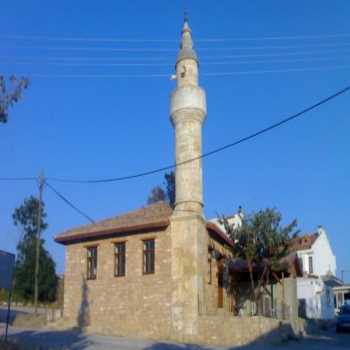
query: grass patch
[{"left": 11, "top": 314, "right": 46, "bottom": 329}]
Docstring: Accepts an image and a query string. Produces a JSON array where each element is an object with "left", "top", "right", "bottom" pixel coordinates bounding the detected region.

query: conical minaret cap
[{"left": 176, "top": 16, "right": 198, "bottom": 64}]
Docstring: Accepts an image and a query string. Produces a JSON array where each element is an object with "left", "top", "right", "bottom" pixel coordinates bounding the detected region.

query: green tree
[
  {"left": 147, "top": 171, "right": 176, "bottom": 208},
  {"left": 219, "top": 208, "right": 299, "bottom": 314},
  {"left": 164, "top": 171, "right": 175, "bottom": 209},
  {"left": 147, "top": 186, "right": 166, "bottom": 205},
  {"left": 0, "top": 75, "right": 29, "bottom": 123},
  {"left": 13, "top": 196, "right": 58, "bottom": 302}
]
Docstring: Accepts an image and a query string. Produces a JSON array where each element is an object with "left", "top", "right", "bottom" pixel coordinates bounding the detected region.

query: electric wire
[
  {"left": 27, "top": 65, "right": 350, "bottom": 79},
  {"left": 46, "top": 85, "right": 350, "bottom": 184},
  {"left": 0, "top": 177, "right": 37, "bottom": 181},
  {"left": 203, "top": 49, "right": 350, "bottom": 59},
  {"left": 201, "top": 65, "right": 350, "bottom": 76},
  {"left": 4, "top": 48, "right": 350, "bottom": 63},
  {"left": 2, "top": 33, "right": 350, "bottom": 42},
  {"left": 4, "top": 42, "right": 350, "bottom": 52},
  {"left": 45, "top": 182, "right": 95, "bottom": 223},
  {"left": 5, "top": 55, "right": 350, "bottom": 67}
]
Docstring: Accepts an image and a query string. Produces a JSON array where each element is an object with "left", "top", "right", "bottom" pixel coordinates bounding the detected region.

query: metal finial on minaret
[{"left": 184, "top": 11, "right": 189, "bottom": 23}]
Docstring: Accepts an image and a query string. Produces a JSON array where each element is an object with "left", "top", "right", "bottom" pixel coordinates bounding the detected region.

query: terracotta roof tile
[
  {"left": 206, "top": 222, "right": 234, "bottom": 247},
  {"left": 55, "top": 202, "right": 173, "bottom": 244},
  {"left": 55, "top": 201, "right": 234, "bottom": 246},
  {"left": 288, "top": 233, "right": 319, "bottom": 252}
]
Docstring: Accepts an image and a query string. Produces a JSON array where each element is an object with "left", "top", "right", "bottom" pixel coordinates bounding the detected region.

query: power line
[
  {"left": 31, "top": 73, "right": 170, "bottom": 79},
  {"left": 203, "top": 49, "right": 350, "bottom": 59},
  {"left": 198, "top": 34, "right": 350, "bottom": 42},
  {"left": 4, "top": 46, "right": 177, "bottom": 52},
  {"left": 2, "top": 33, "right": 350, "bottom": 43},
  {"left": 26, "top": 64, "right": 350, "bottom": 79},
  {"left": 3, "top": 48, "right": 350, "bottom": 64},
  {"left": 4, "top": 42, "right": 350, "bottom": 52},
  {"left": 5, "top": 55, "right": 350, "bottom": 67},
  {"left": 47, "top": 84, "right": 350, "bottom": 184},
  {"left": 201, "top": 65, "right": 350, "bottom": 76},
  {"left": 45, "top": 182, "right": 95, "bottom": 223},
  {"left": 0, "top": 34, "right": 178, "bottom": 43},
  {"left": 199, "top": 43, "right": 350, "bottom": 51},
  {"left": 0, "top": 56, "right": 173, "bottom": 62},
  {"left": 0, "top": 177, "right": 37, "bottom": 181}
]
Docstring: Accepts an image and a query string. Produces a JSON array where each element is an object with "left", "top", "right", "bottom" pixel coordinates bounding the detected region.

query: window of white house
[
  {"left": 308, "top": 256, "right": 313, "bottom": 274},
  {"left": 87, "top": 246, "right": 97, "bottom": 280}
]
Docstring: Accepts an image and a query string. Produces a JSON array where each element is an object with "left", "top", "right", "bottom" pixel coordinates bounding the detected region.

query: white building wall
[
  {"left": 210, "top": 212, "right": 243, "bottom": 235},
  {"left": 297, "top": 278, "right": 335, "bottom": 319},
  {"left": 312, "top": 230, "right": 336, "bottom": 276},
  {"left": 296, "top": 228, "right": 336, "bottom": 277},
  {"left": 296, "top": 227, "right": 337, "bottom": 320}
]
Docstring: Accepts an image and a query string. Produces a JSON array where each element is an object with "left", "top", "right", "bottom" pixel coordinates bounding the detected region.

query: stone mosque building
[{"left": 55, "top": 18, "right": 294, "bottom": 346}]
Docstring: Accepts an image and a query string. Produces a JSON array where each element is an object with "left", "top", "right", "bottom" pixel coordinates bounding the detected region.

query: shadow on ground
[
  {"left": 6, "top": 328, "right": 91, "bottom": 350},
  {"left": 3, "top": 324, "right": 349, "bottom": 350},
  {"left": 142, "top": 324, "right": 350, "bottom": 350}
]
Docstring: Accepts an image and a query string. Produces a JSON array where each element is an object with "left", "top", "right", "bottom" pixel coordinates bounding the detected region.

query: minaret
[
  {"left": 170, "top": 15, "right": 207, "bottom": 215},
  {"left": 169, "top": 16, "right": 208, "bottom": 342}
]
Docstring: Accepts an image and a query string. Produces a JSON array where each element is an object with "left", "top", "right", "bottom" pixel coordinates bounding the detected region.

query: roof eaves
[
  {"left": 54, "top": 219, "right": 170, "bottom": 245},
  {"left": 206, "top": 222, "right": 234, "bottom": 247}
]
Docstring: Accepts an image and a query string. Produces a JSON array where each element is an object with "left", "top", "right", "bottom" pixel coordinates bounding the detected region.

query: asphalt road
[{"left": 1, "top": 324, "right": 350, "bottom": 350}]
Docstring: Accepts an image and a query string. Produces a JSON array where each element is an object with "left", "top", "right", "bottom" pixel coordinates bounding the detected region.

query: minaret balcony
[{"left": 170, "top": 85, "right": 207, "bottom": 124}]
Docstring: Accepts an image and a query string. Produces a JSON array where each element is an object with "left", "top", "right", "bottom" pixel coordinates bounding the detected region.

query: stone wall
[
  {"left": 197, "top": 315, "right": 291, "bottom": 347},
  {"left": 63, "top": 228, "right": 173, "bottom": 339}
]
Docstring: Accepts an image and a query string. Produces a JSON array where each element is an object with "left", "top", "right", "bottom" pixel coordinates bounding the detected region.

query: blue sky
[{"left": 0, "top": 1, "right": 349, "bottom": 279}]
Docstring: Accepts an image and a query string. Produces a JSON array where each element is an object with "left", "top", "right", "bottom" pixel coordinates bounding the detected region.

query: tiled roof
[
  {"left": 288, "top": 233, "right": 319, "bottom": 252},
  {"left": 55, "top": 201, "right": 230, "bottom": 246},
  {"left": 55, "top": 202, "right": 173, "bottom": 244},
  {"left": 206, "top": 222, "right": 234, "bottom": 247}
]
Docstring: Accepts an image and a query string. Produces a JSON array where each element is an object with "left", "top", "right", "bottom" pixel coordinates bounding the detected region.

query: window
[
  {"left": 308, "top": 256, "right": 313, "bottom": 274},
  {"left": 87, "top": 246, "right": 97, "bottom": 280},
  {"left": 143, "top": 239, "right": 155, "bottom": 274},
  {"left": 114, "top": 242, "right": 126, "bottom": 277}
]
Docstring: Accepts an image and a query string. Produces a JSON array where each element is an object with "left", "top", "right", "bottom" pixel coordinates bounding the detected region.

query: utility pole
[{"left": 34, "top": 171, "right": 45, "bottom": 315}]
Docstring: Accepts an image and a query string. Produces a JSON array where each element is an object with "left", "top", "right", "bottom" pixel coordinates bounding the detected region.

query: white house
[
  {"left": 289, "top": 226, "right": 337, "bottom": 320},
  {"left": 210, "top": 206, "right": 244, "bottom": 231}
]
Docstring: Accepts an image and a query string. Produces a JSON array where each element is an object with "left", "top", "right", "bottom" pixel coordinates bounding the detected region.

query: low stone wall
[{"left": 196, "top": 315, "right": 293, "bottom": 347}]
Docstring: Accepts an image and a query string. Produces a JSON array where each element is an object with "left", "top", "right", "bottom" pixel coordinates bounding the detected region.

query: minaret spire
[{"left": 177, "top": 14, "right": 198, "bottom": 65}]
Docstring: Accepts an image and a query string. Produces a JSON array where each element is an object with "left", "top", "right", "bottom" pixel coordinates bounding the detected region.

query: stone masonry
[{"left": 63, "top": 227, "right": 173, "bottom": 339}]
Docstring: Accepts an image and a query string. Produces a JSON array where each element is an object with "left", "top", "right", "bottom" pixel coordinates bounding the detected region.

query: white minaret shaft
[{"left": 170, "top": 17, "right": 207, "bottom": 215}]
